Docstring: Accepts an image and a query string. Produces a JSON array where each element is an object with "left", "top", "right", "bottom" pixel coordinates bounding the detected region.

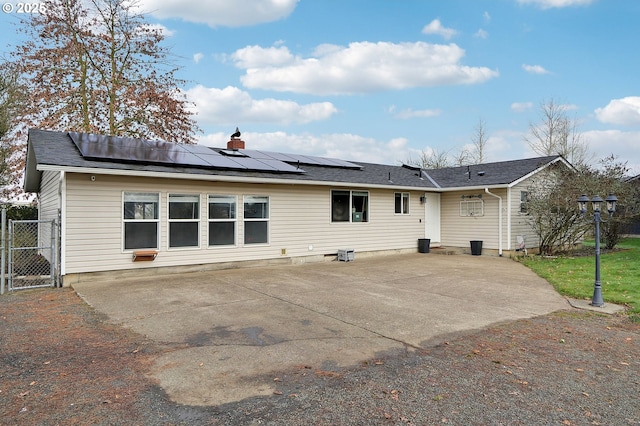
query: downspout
[
  {"left": 506, "top": 188, "right": 512, "bottom": 251},
  {"left": 484, "top": 188, "right": 503, "bottom": 256},
  {"left": 58, "top": 171, "right": 65, "bottom": 283}
]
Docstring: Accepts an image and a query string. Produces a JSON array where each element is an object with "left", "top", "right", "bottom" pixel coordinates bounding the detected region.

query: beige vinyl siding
[
  {"left": 509, "top": 181, "right": 540, "bottom": 250},
  {"left": 39, "top": 170, "right": 61, "bottom": 221},
  {"left": 63, "top": 173, "right": 426, "bottom": 274},
  {"left": 38, "top": 171, "right": 61, "bottom": 263},
  {"left": 440, "top": 189, "right": 508, "bottom": 250}
]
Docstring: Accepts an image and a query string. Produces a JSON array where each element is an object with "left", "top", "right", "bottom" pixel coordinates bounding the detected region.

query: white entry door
[{"left": 423, "top": 193, "right": 441, "bottom": 242}]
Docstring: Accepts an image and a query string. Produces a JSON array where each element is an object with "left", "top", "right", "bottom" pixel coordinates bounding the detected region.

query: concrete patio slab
[{"left": 74, "top": 253, "right": 571, "bottom": 406}]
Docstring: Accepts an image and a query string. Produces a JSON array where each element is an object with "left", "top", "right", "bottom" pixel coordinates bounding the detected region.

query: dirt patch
[
  {"left": 0, "top": 289, "right": 218, "bottom": 424},
  {"left": 1, "top": 288, "right": 639, "bottom": 425}
]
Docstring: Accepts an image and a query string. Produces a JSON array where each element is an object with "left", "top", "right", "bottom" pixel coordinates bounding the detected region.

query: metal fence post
[
  {"left": 1, "top": 208, "right": 5, "bottom": 295},
  {"left": 50, "top": 219, "right": 56, "bottom": 287},
  {"left": 56, "top": 210, "right": 61, "bottom": 288},
  {"left": 7, "top": 219, "right": 12, "bottom": 291}
]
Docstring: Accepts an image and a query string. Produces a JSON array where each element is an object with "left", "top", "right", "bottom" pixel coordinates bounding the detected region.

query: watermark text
[{"left": 2, "top": 3, "right": 46, "bottom": 13}]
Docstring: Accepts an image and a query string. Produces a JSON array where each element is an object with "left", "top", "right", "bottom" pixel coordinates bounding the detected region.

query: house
[
  {"left": 623, "top": 174, "right": 640, "bottom": 235},
  {"left": 23, "top": 129, "right": 571, "bottom": 285}
]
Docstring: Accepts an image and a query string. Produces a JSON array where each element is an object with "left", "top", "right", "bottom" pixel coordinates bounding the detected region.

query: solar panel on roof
[
  {"left": 218, "top": 149, "right": 248, "bottom": 157},
  {"left": 192, "top": 154, "right": 248, "bottom": 169},
  {"left": 249, "top": 158, "right": 303, "bottom": 172},
  {"left": 242, "top": 149, "right": 361, "bottom": 169},
  {"left": 68, "top": 132, "right": 305, "bottom": 174},
  {"left": 241, "top": 150, "right": 292, "bottom": 162},
  {"left": 182, "top": 144, "right": 221, "bottom": 156}
]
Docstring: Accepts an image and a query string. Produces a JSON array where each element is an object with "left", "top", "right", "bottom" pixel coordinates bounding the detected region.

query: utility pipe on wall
[{"left": 484, "top": 188, "right": 503, "bottom": 256}]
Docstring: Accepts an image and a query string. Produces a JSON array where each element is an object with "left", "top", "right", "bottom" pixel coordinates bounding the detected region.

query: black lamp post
[{"left": 578, "top": 193, "right": 618, "bottom": 307}]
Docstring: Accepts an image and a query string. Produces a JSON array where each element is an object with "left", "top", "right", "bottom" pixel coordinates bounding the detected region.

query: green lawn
[{"left": 519, "top": 238, "right": 640, "bottom": 315}]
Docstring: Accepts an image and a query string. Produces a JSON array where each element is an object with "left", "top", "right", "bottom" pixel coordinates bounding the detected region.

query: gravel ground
[{"left": 1, "top": 288, "right": 638, "bottom": 425}]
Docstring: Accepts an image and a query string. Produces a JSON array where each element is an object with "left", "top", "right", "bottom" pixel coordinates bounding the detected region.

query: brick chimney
[{"left": 227, "top": 138, "right": 245, "bottom": 150}]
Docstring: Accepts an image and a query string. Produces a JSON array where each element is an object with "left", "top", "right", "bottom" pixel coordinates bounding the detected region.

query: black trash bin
[
  {"left": 470, "top": 240, "right": 483, "bottom": 256},
  {"left": 418, "top": 238, "right": 431, "bottom": 253}
]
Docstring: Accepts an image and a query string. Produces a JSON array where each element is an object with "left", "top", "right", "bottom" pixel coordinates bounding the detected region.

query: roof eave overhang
[
  {"left": 508, "top": 156, "right": 571, "bottom": 187},
  {"left": 23, "top": 143, "right": 42, "bottom": 193},
  {"left": 36, "top": 164, "right": 436, "bottom": 192},
  {"left": 436, "top": 184, "right": 509, "bottom": 192}
]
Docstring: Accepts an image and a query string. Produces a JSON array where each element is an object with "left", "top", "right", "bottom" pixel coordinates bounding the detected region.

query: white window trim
[
  {"left": 519, "top": 191, "right": 529, "bottom": 215},
  {"left": 460, "top": 199, "right": 484, "bottom": 217},
  {"left": 331, "top": 189, "right": 370, "bottom": 223},
  {"left": 243, "top": 195, "right": 270, "bottom": 245},
  {"left": 167, "top": 193, "right": 201, "bottom": 250},
  {"left": 122, "top": 191, "right": 160, "bottom": 252},
  {"left": 207, "top": 194, "right": 238, "bottom": 248},
  {"left": 395, "top": 192, "right": 410, "bottom": 215}
]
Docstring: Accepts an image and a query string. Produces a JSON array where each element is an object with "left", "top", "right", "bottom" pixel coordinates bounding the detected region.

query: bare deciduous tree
[
  {"left": 470, "top": 117, "right": 487, "bottom": 164},
  {"left": 12, "top": 0, "right": 199, "bottom": 142},
  {"left": 524, "top": 98, "right": 590, "bottom": 166},
  {"left": 524, "top": 155, "right": 633, "bottom": 255},
  {"left": 0, "top": 63, "right": 25, "bottom": 199},
  {"left": 405, "top": 147, "right": 452, "bottom": 169}
]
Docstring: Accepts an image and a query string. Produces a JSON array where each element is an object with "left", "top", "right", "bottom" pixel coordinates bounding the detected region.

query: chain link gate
[{"left": 7, "top": 219, "right": 59, "bottom": 291}]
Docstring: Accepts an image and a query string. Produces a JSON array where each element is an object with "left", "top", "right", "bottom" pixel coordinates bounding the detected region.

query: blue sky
[{"left": 2, "top": 0, "right": 639, "bottom": 173}]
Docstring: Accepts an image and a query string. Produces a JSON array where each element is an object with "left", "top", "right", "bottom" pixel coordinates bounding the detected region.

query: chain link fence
[{"left": 3, "top": 217, "right": 58, "bottom": 291}]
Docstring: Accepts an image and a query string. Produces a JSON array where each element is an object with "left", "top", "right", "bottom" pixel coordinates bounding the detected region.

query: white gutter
[
  {"left": 484, "top": 188, "right": 503, "bottom": 256},
  {"left": 36, "top": 164, "right": 435, "bottom": 192}
]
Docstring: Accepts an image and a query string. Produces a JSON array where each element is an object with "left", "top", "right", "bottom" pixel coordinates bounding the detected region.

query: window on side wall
[
  {"left": 208, "top": 195, "right": 236, "bottom": 246},
  {"left": 520, "top": 191, "right": 528, "bottom": 214},
  {"left": 331, "top": 190, "right": 369, "bottom": 222},
  {"left": 168, "top": 194, "right": 200, "bottom": 248},
  {"left": 244, "top": 195, "right": 269, "bottom": 244},
  {"left": 460, "top": 200, "right": 484, "bottom": 217},
  {"left": 395, "top": 192, "right": 409, "bottom": 214},
  {"left": 123, "top": 192, "right": 159, "bottom": 250}
]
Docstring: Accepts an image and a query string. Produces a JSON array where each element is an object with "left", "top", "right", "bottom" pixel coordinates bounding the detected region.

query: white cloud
[
  {"left": 230, "top": 45, "right": 295, "bottom": 68},
  {"left": 186, "top": 85, "right": 337, "bottom": 125},
  {"left": 233, "top": 42, "right": 498, "bottom": 95},
  {"left": 198, "top": 131, "right": 408, "bottom": 165},
  {"left": 522, "top": 64, "right": 550, "bottom": 74},
  {"left": 135, "top": 0, "right": 298, "bottom": 27},
  {"left": 392, "top": 107, "right": 441, "bottom": 120},
  {"left": 483, "top": 11, "right": 491, "bottom": 22},
  {"left": 594, "top": 97, "right": 640, "bottom": 126},
  {"left": 421, "top": 19, "right": 458, "bottom": 40},
  {"left": 583, "top": 129, "right": 640, "bottom": 174},
  {"left": 193, "top": 53, "right": 204, "bottom": 64},
  {"left": 517, "top": 0, "right": 595, "bottom": 9},
  {"left": 474, "top": 29, "right": 489, "bottom": 39},
  {"left": 511, "top": 102, "right": 534, "bottom": 112}
]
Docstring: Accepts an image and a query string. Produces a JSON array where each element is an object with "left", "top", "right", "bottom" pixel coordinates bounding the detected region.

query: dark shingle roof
[
  {"left": 24, "top": 129, "right": 565, "bottom": 192},
  {"left": 422, "top": 156, "right": 563, "bottom": 188}
]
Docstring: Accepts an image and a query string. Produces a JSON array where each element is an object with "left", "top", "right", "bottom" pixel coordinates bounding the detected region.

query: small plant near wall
[{"left": 3, "top": 204, "right": 37, "bottom": 221}]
